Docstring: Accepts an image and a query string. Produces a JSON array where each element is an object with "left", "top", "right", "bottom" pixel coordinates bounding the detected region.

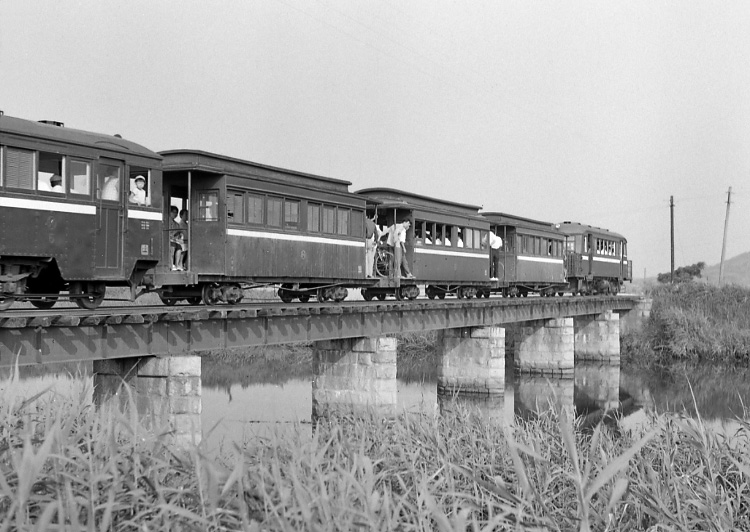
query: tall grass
[
  {"left": 2, "top": 365, "right": 750, "bottom": 530},
  {"left": 624, "top": 283, "right": 750, "bottom": 363}
]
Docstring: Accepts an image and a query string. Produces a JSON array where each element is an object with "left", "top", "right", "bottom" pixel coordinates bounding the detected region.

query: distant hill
[{"left": 701, "top": 251, "right": 750, "bottom": 286}]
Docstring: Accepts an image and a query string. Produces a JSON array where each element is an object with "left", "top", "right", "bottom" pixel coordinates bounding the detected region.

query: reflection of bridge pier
[
  {"left": 438, "top": 392, "right": 506, "bottom": 424},
  {"left": 93, "top": 356, "right": 202, "bottom": 447},
  {"left": 514, "top": 374, "right": 575, "bottom": 417},
  {"left": 574, "top": 362, "right": 621, "bottom": 413}
]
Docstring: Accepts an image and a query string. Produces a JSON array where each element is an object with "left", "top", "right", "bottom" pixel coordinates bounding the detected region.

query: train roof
[
  {"left": 0, "top": 114, "right": 161, "bottom": 161},
  {"left": 481, "top": 212, "right": 557, "bottom": 230},
  {"left": 160, "top": 149, "right": 353, "bottom": 194},
  {"left": 355, "top": 188, "right": 483, "bottom": 217},
  {"left": 556, "top": 221, "right": 627, "bottom": 241}
]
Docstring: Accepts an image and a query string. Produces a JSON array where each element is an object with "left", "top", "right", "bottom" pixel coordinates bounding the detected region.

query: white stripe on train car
[
  {"left": 415, "top": 247, "right": 486, "bottom": 259},
  {"left": 518, "top": 255, "right": 564, "bottom": 264},
  {"left": 592, "top": 256, "right": 622, "bottom": 264},
  {"left": 227, "top": 228, "right": 363, "bottom": 247},
  {"left": 0, "top": 196, "right": 96, "bottom": 215},
  {"left": 128, "top": 209, "right": 162, "bottom": 221}
]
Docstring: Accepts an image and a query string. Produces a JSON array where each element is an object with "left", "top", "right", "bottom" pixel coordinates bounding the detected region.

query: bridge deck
[{"left": 0, "top": 296, "right": 638, "bottom": 367}]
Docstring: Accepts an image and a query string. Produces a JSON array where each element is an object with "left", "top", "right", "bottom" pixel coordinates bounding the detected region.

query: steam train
[{"left": 0, "top": 114, "right": 632, "bottom": 311}]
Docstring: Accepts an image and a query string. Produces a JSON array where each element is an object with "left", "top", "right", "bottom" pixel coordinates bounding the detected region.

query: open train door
[{"left": 94, "top": 159, "right": 124, "bottom": 277}]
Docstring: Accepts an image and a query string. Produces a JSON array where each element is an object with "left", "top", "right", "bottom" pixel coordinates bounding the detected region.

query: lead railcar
[
  {"left": 153, "top": 150, "right": 370, "bottom": 304},
  {"left": 0, "top": 114, "right": 163, "bottom": 310}
]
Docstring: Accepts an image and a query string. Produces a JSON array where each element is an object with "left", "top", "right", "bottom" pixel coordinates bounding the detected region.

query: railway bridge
[{"left": 0, "top": 295, "right": 651, "bottom": 444}]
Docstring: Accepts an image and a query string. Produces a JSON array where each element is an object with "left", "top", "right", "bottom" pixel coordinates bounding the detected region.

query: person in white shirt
[
  {"left": 386, "top": 219, "right": 414, "bottom": 279},
  {"left": 482, "top": 231, "right": 503, "bottom": 280}
]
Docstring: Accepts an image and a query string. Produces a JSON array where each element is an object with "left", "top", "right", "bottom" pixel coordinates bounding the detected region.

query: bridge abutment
[
  {"left": 437, "top": 326, "right": 505, "bottom": 395},
  {"left": 312, "top": 336, "right": 397, "bottom": 419},
  {"left": 511, "top": 318, "right": 574, "bottom": 376},
  {"left": 573, "top": 310, "right": 620, "bottom": 362},
  {"left": 93, "top": 355, "right": 202, "bottom": 447}
]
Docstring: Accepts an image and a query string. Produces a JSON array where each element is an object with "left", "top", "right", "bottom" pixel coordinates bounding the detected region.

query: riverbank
[
  {"left": 1, "top": 373, "right": 748, "bottom": 530},
  {"left": 623, "top": 283, "right": 750, "bottom": 365}
]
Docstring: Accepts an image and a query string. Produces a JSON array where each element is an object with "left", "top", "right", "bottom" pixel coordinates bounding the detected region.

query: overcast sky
[{"left": 2, "top": 0, "right": 750, "bottom": 279}]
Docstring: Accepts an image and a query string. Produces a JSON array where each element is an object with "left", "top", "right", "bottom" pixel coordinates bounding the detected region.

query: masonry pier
[
  {"left": 93, "top": 355, "right": 202, "bottom": 446},
  {"left": 573, "top": 310, "right": 620, "bottom": 362},
  {"left": 311, "top": 336, "right": 397, "bottom": 419},
  {"left": 437, "top": 326, "right": 505, "bottom": 395},
  {"left": 511, "top": 318, "right": 574, "bottom": 376}
]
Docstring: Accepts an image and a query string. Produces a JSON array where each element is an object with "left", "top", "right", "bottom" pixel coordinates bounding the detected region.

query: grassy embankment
[
  {"left": 624, "top": 282, "right": 750, "bottom": 365},
  {"left": 1, "top": 374, "right": 750, "bottom": 530}
]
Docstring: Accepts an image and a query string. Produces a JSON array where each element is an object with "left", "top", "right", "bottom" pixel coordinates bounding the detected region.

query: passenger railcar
[
  {"left": 556, "top": 221, "right": 632, "bottom": 294},
  {"left": 154, "top": 150, "right": 371, "bottom": 304},
  {"left": 356, "top": 189, "right": 490, "bottom": 300},
  {"left": 480, "top": 212, "right": 566, "bottom": 297},
  {"left": 0, "top": 114, "right": 162, "bottom": 310}
]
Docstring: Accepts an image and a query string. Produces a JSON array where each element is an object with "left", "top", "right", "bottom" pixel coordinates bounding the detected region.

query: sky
[{"left": 2, "top": 0, "right": 750, "bottom": 280}]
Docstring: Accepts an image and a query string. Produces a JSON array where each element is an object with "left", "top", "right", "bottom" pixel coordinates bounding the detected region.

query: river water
[{"left": 3, "top": 348, "right": 749, "bottom": 456}]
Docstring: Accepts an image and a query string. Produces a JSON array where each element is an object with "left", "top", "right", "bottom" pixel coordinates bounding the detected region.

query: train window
[
  {"left": 4, "top": 147, "right": 34, "bottom": 190},
  {"left": 69, "top": 159, "right": 90, "bottom": 195},
  {"left": 414, "top": 220, "right": 424, "bottom": 243},
  {"left": 307, "top": 203, "right": 320, "bottom": 232},
  {"left": 227, "top": 192, "right": 244, "bottom": 224},
  {"left": 247, "top": 194, "right": 264, "bottom": 225},
  {"left": 197, "top": 191, "right": 219, "bottom": 221},
  {"left": 425, "top": 222, "right": 435, "bottom": 244},
  {"left": 128, "top": 167, "right": 150, "bottom": 206},
  {"left": 38, "top": 152, "right": 65, "bottom": 193},
  {"left": 623, "top": 243, "right": 627, "bottom": 258},
  {"left": 322, "top": 205, "right": 336, "bottom": 234},
  {"left": 464, "top": 228, "right": 472, "bottom": 249},
  {"left": 337, "top": 208, "right": 350, "bottom": 235},
  {"left": 456, "top": 228, "right": 464, "bottom": 247},
  {"left": 473, "top": 229, "right": 481, "bottom": 249},
  {"left": 284, "top": 199, "right": 300, "bottom": 229},
  {"left": 97, "top": 163, "right": 121, "bottom": 201},
  {"left": 267, "top": 197, "right": 282, "bottom": 227},
  {"left": 350, "top": 209, "right": 363, "bottom": 237}
]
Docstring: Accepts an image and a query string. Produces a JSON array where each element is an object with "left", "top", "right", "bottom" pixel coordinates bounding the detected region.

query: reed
[{"left": 1, "top": 370, "right": 750, "bottom": 530}]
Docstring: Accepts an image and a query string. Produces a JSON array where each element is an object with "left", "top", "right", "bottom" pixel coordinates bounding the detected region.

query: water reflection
[{"left": 4, "top": 349, "right": 750, "bottom": 453}]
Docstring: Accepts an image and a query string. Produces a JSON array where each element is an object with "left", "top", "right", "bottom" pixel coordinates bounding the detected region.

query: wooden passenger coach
[
  {"left": 481, "top": 212, "right": 566, "bottom": 297},
  {"left": 356, "top": 188, "right": 490, "bottom": 300},
  {"left": 0, "top": 114, "right": 162, "bottom": 310},
  {"left": 157, "top": 150, "right": 369, "bottom": 304}
]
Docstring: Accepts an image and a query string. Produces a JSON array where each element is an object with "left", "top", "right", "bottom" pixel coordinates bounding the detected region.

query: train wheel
[
  {"left": 298, "top": 294, "right": 311, "bottom": 303},
  {"left": 159, "top": 294, "right": 177, "bottom": 306},
  {"left": 278, "top": 289, "right": 294, "bottom": 304},
  {"left": 361, "top": 289, "right": 374, "bottom": 302},
  {"left": 202, "top": 284, "right": 222, "bottom": 306},
  {"left": 187, "top": 296, "right": 202, "bottom": 305},
  {"left": 30, "top": 288, "right": 59, "bottom": 309},
  {"left": 316, "top": 288, "right": 329, "bottom": 302},
  {"left": 437, "top": 292, "right": 445, "bottom": 300},
  {"left": 376, "top": 293, "right": 386, "bottom": 301},
  {"left": 0, "top": 296, "right": 15, "bottom": 311},
  {"left": 73, "top": 282, "right": 105, "bottom": 310}
]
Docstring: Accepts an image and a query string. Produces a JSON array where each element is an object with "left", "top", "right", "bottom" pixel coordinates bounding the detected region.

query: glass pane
[
  {"left": 248, "top": 194, "right": 264, "bottom": 224},
  {"left": 322, "top": 206, "right": 335, "bottom": 233},
  {"left": 70, "top": 160, "right": 90, "bottom": 195},
  {"left": 267, "top": 197, "right": 282, "bottom": 227},
  {"left": 308, "top": 203, "right": 320, "bottom": 232},
  {"left": 98, "top": 163, "right": 121, "bottom": 201},
  {"left": 228, "top": 192, "right": 244, "bottom": 224},
  {"left": 284, "top": 200, "right": 299, "bottom": 228},
  {"left": 198, "top": 191, "right": 219, "bottom": 221},
  {"left": 337, "top": 208, "right": 349, "bottom": 235}
]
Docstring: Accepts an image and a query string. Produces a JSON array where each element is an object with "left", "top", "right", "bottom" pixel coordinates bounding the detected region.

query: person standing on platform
[{"left": 387, "top": 219, "right": 414, "bottom": 279}]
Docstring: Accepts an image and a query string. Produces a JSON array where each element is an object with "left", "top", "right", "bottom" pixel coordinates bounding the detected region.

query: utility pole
[
  {"left": 719, "top": 187, "right": 732, "bottom": 285},
  {"left": 670, "top": 195, "right": 674, "bottom": 284}
]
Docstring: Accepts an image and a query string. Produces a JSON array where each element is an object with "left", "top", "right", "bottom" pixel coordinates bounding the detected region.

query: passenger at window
[
  {"left": 49, "top": 174, "right": 63, "bottom": 193},
  {"left": 169, "top": 206, "right": 185, "bottom": 271},
  {"left": 101, "top": 173, "right": 120, "bottom": 201},
  {"left": 364, "top": 212, "right": 383, "bottom": 278},
  {"left": 456, "top": 229, "right": 464, "bottom": 248},
  {"left": 129, "top": 175, "right": 147, "bottom": 205},
  {"left": 482, "top": 231, "right": 503, "bottom": 281},
  {"left": 386, "top": 219, "right": 414, "bottom": 279}
]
